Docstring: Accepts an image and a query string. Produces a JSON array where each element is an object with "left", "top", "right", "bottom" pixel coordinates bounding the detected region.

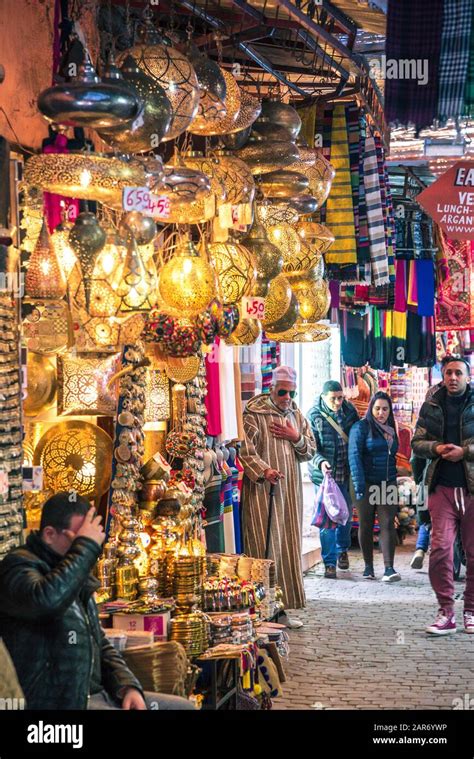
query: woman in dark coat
[{"left": 349, "top": 391, "right": 400, "bottom": 582}]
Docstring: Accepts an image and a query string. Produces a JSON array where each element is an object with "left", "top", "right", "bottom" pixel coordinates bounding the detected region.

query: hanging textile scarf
[
  {"left": 357, "top": 114, "right": 371, "bottom": 272},
  {"left": 297, "top": 103, "right": 317, "bottom": 149},
  {"left": 416, "top": 260, "right": 435, "bottom": 317},
  {"left": 363, "top": 134, "right": 390, "bottom": 286},
  {"left": 385, "top": 0, "right": 444, "bottom": 132},
  {"left": 324, "top": 105, "right": 358, "bottom": 265},
  {"left": 438, "top": 0, "right": 472, "bottom": 123},
  {"left": 464, "top": 1, "right": 474, "bottom": 117},
  {"left": 436, "top": 239, "right": 474, "bottom": 330}
]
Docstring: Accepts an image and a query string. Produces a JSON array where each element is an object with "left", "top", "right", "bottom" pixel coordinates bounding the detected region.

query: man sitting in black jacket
[{"left": 0, "top": 493, "right": 195, "bottom": 710}]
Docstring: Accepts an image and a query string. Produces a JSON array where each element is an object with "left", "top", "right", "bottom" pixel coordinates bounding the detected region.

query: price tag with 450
[
  {"left": 242, "top": 296, "right": 266, "bottom": 320},
  {"left": 123, "top": 187, "right": 171, "bottom": 218}
]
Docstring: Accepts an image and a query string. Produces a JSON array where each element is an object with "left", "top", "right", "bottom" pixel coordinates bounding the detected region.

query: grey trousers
[
  {"left": 88, "top": 689, "right": 196, "bottom": 711},
  {"left": 357, "top": 486, "right": 398, "bottom": 567}
]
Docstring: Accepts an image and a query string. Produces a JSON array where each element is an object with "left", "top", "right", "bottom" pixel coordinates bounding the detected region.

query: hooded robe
[{"left": 240, "top": 394, "right": 316, "bottom": 609}]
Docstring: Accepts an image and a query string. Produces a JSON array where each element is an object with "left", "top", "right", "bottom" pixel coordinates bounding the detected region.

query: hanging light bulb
[
  {"left": 51, "top": 219, "right": 77, "bottom": 279},
  {"left": 25, "top": 218, "right": 67, "bottom": 299},
  {"left": 113, "top": 234, "right": 156, "bottom": 313},
  {"left": 158, "top": 238, "right": 216, "bottom": 318}
]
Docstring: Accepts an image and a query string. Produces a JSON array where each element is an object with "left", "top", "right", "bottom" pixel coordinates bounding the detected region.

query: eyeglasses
[{"left": 277, "top": 389, "right": 296, "bottom": 398}]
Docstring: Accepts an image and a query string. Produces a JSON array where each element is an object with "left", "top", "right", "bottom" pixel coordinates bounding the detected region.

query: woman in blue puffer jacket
[{"left": 349, "top": 391, "right": 400, "bottom": 583}]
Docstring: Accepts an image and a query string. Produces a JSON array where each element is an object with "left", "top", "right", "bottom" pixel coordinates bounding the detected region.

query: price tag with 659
[
  {"left": 242, "top": 296, "right": 266, "bottom": 320},
  {"left": 122, "top": 187, "right": 171, "bottom": 219}
]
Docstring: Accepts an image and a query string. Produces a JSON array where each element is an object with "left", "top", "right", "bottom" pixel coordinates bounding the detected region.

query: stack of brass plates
[
  {"left": 169, "top": 610, "right": 210, "bottom": 658},
  {"left": 173, "top": 555, "right": 205, "bottom": 601}
]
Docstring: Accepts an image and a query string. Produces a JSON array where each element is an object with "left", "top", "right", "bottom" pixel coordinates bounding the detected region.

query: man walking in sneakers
[
  {"left": 412, "top": 356, "right": 474, "bottom": 635},
  {"left": 308, "top": 381, "right": 359, "bottom": 579}
]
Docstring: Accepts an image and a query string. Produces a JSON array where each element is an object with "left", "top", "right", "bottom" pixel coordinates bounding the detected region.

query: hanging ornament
[
  {"left": 120, "top": 211, "right": 157, "bottom": 245},
  {"left": 24, "top": 153, "right": 147, "bottom": 209},
  {"left": 25, "top": 219, "right": 67, "bottom": 299},
  {"left": 187, "top": 45, "right": 227, "bottom": 120},
  {"left": 113, "top": 234, "right": 156, "bottom": 313},
  {"left": 207, "top": 240, "right": 256, "bottom": 305},
  {"left": 295, "top": 222, "right": 335, "bottom": 253},
  {"left": 266, "top": 321, "right": 330, "bottom": 343},
  {"left": 288, "top": 151, "right": 336, "bottom": 208},
  {"left": 37, "top": 51, "right": 142, "bottom": 129},
  {"left": 189, "top": 68, "right": 241, "bottom": 135},
  {"left": 69, "top": 212, "right": 106, "bottom": 312},
  {"left": 97, "top": 55, "right": 173, "bottom": 153},
  {"left": 225, "top": 90, "right": 262, "bottom": 134},
  {"left": 267, "top": 224, "right": 302, "bottom": 272},
  {"left": 251, "top": 117, "right": 293, "bottom": 142},
  {"left": 287, "top": 277, "right": 331, "bottom": 322},
  {"left": 224, "top": 310, "right": 261, "bottom": 346},
  {"left": 259, "top": 169, "right": 309, "bottom": 199},
  {"left": 183, "top": 152, "right": 227, "bottom": 205},
  {"left": 260, "top": 99, "right": 302, "bottom": 138},
  {"left": 221, "top": 125, "right": 252, "bottom": 150},
  {"left": 257, "top": 200, "right": 299, "bottom": 228},
  {"left": 158, "top": 238, "right": 216, "bottom": 318},
  {"left": 213, "top": 150, "right": 255, "bottom": 205},
  {"left": 262, "top": 274, "right": 299, "bottom": 333},
  {"left": 87, "top": 230, "right": 127, "bottom": 318},
  {"left": 235, "top": 139, "right": 300, "bottom": 176},
  {"left": 51, "top": 218, "right": 77, "bottom": 279},
  {"left": 241, "top": 216, "right": 283, "bottom": 297},
  {"left": 121, "top": 19, "right": 200, "bottom": 141}
]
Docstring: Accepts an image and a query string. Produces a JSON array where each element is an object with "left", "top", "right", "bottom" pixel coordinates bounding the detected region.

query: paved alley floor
[{"left": 274, "top": 536, "right": 474, "bottom": 710}]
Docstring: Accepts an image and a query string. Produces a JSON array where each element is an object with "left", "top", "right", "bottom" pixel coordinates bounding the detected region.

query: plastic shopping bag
[
  {"left": 322, "top": 474, "right": 350, "bottom": 526},
  {"left": 311, "top": 477, "right": 335, "bottom": 529}
]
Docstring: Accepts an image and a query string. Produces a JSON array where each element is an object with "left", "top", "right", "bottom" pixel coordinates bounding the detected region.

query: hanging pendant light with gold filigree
[
  {"left": 158, "top": 237, "right": 216, "bottom": 318},
  {"left": 188, "top": 67, "right": 241, "bottom": 135},
  {"left": 51, "top": 218, "right": 77, "bottom": 280},
  {"left": 256, "top": 200, "right": 299, "bottom": 228},
  {"left": 69, "top": 211, "right": 106, "bottom": 312},
  {"left": 112, "top": 234, "right": 156, "bottom": 313},
  {"left": 213, "top": 150, "right": 255, "bottom": 205},
  {"left": 262, "top": 273, "right": 299, "bottom": 334},
  {"left": 87, "top": 230, "right": 127, "bottom": 318},
  {"left": 25, "top": 219, "right": 67, "bottom": 299},
  {"left": 207, "top": 239, "right": 256, "bottom": 305},
  {"left": 296, "top": 221, "right": 335, "bottom": 254},
  {"left": 287, "top": 277, "right": 331, "bottom": 322},
  {"left": 240, "top": 213, "right": 283, "bottom": 298}
]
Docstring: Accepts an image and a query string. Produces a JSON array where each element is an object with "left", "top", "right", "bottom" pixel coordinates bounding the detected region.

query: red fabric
[
  {"left": 394, "top": 259, "right": 407, "bottom": 313},
  {"left": 42, "top": 134, "right": 80, "bottom": 232},
  {"left": 436, "top": 240, "right": 474, "bottom": 331},
  {"left": 205, "top": 339, "right": 222, "bottom": 437}
]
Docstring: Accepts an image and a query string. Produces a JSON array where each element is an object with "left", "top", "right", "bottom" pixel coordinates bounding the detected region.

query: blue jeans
[
  {"left": 318, "top": 481, "right": 353, "bottom": 567},
  {"left": 416, "top": 522, "right": 431, "bottom": 552}
]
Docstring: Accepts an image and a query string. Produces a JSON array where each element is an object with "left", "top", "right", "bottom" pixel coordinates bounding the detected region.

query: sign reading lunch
[{"left": 416, "top": 161, "right": 474, "bottom": 240}]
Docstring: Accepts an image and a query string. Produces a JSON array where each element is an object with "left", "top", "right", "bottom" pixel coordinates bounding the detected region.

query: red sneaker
[
  {"left": 463, "top": 612, "right": 474, "bottom": 634},
  {"left": 426, "top": 611, "right": 456, "bottom": 635}
]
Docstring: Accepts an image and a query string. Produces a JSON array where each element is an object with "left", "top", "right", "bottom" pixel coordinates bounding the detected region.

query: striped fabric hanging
[
  {"left": 363, "top": 134, "right": 390, "bottom": 286},
  {"left": 438, "top": 0, "right": 472, "bottom": 122}
]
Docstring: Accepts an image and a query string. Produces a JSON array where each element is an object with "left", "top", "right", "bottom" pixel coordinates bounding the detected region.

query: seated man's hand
[{"left": 122, "top": 688, "right": 147, "bottom": 710}]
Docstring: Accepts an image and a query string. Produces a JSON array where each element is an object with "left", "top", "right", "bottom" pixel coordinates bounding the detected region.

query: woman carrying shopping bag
[
  {"left": 349, "top": 391, "right": 401, "bottom": 582},
  {"left": 308, "top": 381, "right": 359, "bottom": 579}
]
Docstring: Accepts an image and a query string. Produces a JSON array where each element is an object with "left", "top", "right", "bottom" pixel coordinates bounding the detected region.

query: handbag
[{"left": 311, "top": 477, "right": 336, "bottom": 529}]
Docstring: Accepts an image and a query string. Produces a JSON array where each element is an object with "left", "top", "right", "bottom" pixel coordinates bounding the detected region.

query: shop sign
[
  {"left": 242, "top": 296, "right": 265, "bottom": 320},
  {"left": 416, "top": 161, "right": 474, "bottom": 240},
  {"left": 122, "top": 187, "right": 171, "bottom": 219}
]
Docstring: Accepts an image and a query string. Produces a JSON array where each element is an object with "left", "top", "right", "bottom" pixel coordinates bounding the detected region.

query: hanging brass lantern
[
  {"left": 88, "top": 230, "right": 127, "bottom": 317},
  {"left": 241, "top": 216, "right": 283, "bottom": 297},
  {"left": 296, "top": 222, "right": 335, "bottom": 253},
  {"left": 221, "top": 125, "right": 252, "bottom": 150},
  {"left": 251, "top": 117, "right": 294, "bottom": 142},
  {"left": 25, "top": 219, "right": 67, "bottom": 300},
  {"left": 98, "top": 55, "right": 173, "bottom": 153},
  {"left": 183, "top": 152, "right": 227, "bottom": 205},
  {"left": 188, "top": 45, "right": 227, "bottom": 120},
  {"left": 188, "top": 67, "right": 241, "bottom": 135},
  {"left": 158, "top": 238, "right": 216, "bottom": 318},
  {"left": 287, "top": 277, "right": 331, "bottom": 322},
  {"left": 235, "top": 140, "right": 300, "bottom": 176},
  {"left": 262, "top": 274, "right": 299, "bottom": 333},
  {"left": 227, "top": 90, "right": 262, "bottom": 133},
  {"left": 260, "top": 99, "right": 302, "bottom": 138},
  {"left": 259, "top": 169, "right": 309, "bottom": 199},
  {"left": 37, "top": 51, "right": 142, "bottom": 129},
  {"left": 213, "top": 150, "right": 255, "bottom": 205},
  {"left": 207, "top": 240, "right": 256, "bottom": 305},
  {"left": 121, "top": 21, "right": 200, "bottom": 141},
  {"left": 158, "top": 165, "right": 212, "bottom": 201},
  {"left": 266, "top": 321, "right": 330, "bottom": 343},
  {"left": 267, "top": 224, "right": 302, "bottom": 272},
  {"left": 51, "top": 219, "right": 77, "bottom": 280},
  {"left": 69, "top": 212, "right": 106, "bottom": 312},
  {"left": 289, "top": 151, "right": 336, "bottom": 208},
  {"left": 257, "top": 200, "right": 299, "bottom": 228},
  {"left": 24, "top": 153, "right": 147, "bottom": 209},
  {"left": 289, "top": 194, "right": 319, "bottom": 216},
  {"left": 120, "top": 211, "right": 157, "bottom": 245},
  {"left": 112, "top": 234, "right": 156, "bottom": 313},
  {"left": 225, "top": 310, "right": 261, "bottom": 346}
]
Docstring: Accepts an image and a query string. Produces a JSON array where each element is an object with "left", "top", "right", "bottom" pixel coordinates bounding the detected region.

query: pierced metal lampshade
[
  {"left": 25, "top": 219, "right": 67, "bottom": 300},
  {"left": 261, "top": 99, "right": 302, "bottom": 138},
  {"left": 222, "top": 89, "right": 261, "bottom": 134},
  {"left": 267, "top": 224, "right": 302, "bottom": 272},
  {"left": 122, "top": 24, "right": 200, "bottom": 141},
  {"left": 296, "top": 222, "right": 335, "bottom": 253},
  {"left": 158, "top": 165, "right": 212, "bottom": 200},
  {"left": 145, "top": 369, "right": 171, "bottom": 423},
  {"left": 251, "top": 118, "right": 293, "bottom": 142},
  {"left": 187, "top": 46, "right": 227, "bottom": 120},
  {"left": 289, "top": 195, "right": 319, "bottom": 216},
  {"left": 51, "top": 220, "right": 77, "bottom": 280},
  {"left": 213, "top": 151, "right": 255, "bottom": 205},
  {"left": 121, "top": 211, "right": 157, "bottom": 246},
  {"left": 69, "top": 212, "right": 107, "bottom": 312},
  {"left": 113, "top": 235, "right": 156, "bottom": 313},
  {"left": 207, "top": 240, "right": 256, "bottom": 305},
  {"left": 38, "top": 51, "right": 142, "bottom": 129},
  {"left": 235, "top": 140, "right": 300, "bottom": 176},
  {"left": 221, "top": 125, "right": 252, "bottom": 150},
  {"left": 266, "top": 320, "right": 330, "bottom": 343},
  {"left": 158, "top": 238, "right": 216, "bottom": 318},
  {"left": 224, "top": 312, "right": 261, "bottom": 346},
  {"left": 257, "top": 200, "right": 299, "bottom": 228},
  {"left": 259, "top": 169, "right": 309, "bottom": 199},
  {"left": 289, "top": 152, "right": 336, "bottom": 208},
  {"left": 97, "top": 55, "right": 173, "bottom": 153},
  {"left": 241, "top": 216, "right": 283, "bottom": 297},
  {"left": 24, "top": 153, "right": 147, "bottom": 209},
  {"left": 188, "top": 67, "right": 241, "bottom": 135},
  {"left": 287, "top": 277, "right": 331, "bottom": 322},
  {"left": 262, "top": 274, "right": 299, "bottom": 333},
  {"left": 183, "top": 153, "right": 227, "bottom": 204}
]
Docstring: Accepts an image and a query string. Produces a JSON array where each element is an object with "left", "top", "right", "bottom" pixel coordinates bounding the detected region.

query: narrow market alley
[{"left": 276, "top": 537, "right": 474, "bottom": 711}]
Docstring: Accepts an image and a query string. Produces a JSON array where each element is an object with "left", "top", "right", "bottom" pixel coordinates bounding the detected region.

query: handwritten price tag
[
  {"left": 242, "top": 296, "right": 266, "bottom": 320},
  {"left": 122, "top": 187, "right": 171, "bottom": 219}
]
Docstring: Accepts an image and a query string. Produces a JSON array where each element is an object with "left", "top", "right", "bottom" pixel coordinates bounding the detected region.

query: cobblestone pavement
[{"left": 274, "top": 536, "right": 474, "bottom": 710}]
